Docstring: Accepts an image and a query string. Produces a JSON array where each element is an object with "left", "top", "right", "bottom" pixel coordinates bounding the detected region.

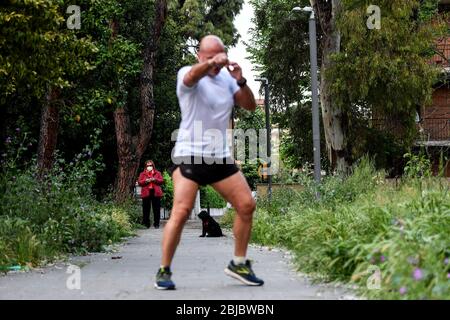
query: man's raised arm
[
  {"left": 183, "top": 53, "right": 229, "bottom": 87},
  {"left": 227, "top": 62, "right": 257, "bottom": 112}
]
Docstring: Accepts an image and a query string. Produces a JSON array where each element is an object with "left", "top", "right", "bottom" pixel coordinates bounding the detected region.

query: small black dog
[{"left": 198, "top": 210, "right": 223, "bottom": 237}]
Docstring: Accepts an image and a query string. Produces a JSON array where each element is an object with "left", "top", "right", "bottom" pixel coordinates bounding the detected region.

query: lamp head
[
  {"left": 255, "top": 77, "right": 268, "bottom": 84},
  {"left": 291, "top": 6, "right": 314, "bottom": 18},
  {"left": 292, "top": 6, "right": 313, "bottom": 13}
]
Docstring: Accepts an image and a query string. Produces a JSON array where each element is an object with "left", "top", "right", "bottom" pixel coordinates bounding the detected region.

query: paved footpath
[{"left": 0, "top": 221, "right": 357, "bottom": 300}]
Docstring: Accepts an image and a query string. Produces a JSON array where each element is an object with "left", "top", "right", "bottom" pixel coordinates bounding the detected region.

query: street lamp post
[
  {"left": 255, "top": 78, "right": 272, "bottom": 201},
  {"left": 292, "top": 6, "right": 322, "bottom": 185}
]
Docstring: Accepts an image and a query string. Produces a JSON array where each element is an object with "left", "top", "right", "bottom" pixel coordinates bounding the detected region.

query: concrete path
[{"left": 0, "top": 221, "right": 356, "bottom": 300}]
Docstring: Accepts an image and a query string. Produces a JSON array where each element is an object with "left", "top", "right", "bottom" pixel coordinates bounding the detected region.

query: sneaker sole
[
  {"left": 154, "top": 283, "right": 176, "bottom": 290},
  {"left": 224, "top": 268, "right": 264, "bottom": 286}
]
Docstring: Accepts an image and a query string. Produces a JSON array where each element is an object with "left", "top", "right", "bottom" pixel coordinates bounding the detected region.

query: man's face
[{"left": 198, "top": 46, "right": 226, "bottom": 77}]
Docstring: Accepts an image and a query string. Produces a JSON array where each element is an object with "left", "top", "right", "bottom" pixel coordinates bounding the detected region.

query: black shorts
[{"left": 169, "top": 156, "right": 240, "bottom": 186}]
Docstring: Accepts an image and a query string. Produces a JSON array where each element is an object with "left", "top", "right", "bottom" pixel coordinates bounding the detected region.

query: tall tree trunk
[
  {"left": 37, "top": 87, "right": 60, "bottom": 177},
  {"left": 114, "top": 105, "right": 139, "bottom": 199},
  {"left": 113, "top": 0, "right": 168, "bottom": 202},
  {"left": 110, "top": 19, "right": 137, "bottom": 201},
  {"left": 136, "top": 0, "right": 168, "bottom": 160},
  {"left": 311, "top": 0, "right": 351, "bottom": 173}
]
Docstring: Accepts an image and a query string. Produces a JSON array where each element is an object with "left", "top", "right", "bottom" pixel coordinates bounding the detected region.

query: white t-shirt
[{"left": 173, "top": 66, "right": 240, "bottom": 159}]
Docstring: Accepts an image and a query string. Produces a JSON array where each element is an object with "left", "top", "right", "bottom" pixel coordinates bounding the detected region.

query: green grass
[
  {"left": 223, "top": 158, "right": 450, "bottom": 299},
  {"left": 0, "top": 166, "right": 139, "bottom": 270}
]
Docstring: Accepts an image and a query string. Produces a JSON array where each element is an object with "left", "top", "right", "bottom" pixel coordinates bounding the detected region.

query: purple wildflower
[
  {"left": 399, "top": 287, "right": 407, "bottom": 295},
  {"left": 444, "top": 258, "right": 449, "bottom": 266},
  {"left": 447, "top": 273, "right": 450, "bottom": 280},
  {"left": 413, "top": 268, "right": 423, "bottom": 281},
  {"left": 380, "top": 255, "right": 386, "bottom": 263},
  {"left": 15, "top": 128, "right": 20, "bottom": 133},
  {"left": 5, "top": 137, "right": 11, "bottom": 144}
]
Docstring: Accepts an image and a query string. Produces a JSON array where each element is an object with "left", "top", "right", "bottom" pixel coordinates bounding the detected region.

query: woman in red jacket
[{"left": 138, "top": 160, "right": 164, "bottom": 228}]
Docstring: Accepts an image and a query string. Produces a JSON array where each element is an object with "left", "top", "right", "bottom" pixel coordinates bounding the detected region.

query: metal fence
[
  {"left": 371, "top": 118, "right": 450, "bottom": 142},
  {"left": 420, "top": 118, "right": 450, "bottom": 141},
  {"left": 432, "top": 37, "right": 450, "bottom": 67}
]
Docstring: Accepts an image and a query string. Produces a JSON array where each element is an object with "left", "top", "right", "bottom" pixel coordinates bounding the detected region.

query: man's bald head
[
  {"left": 198, "top": 35, "right": 227, "bottom": 77},
  {"left": 199, "top": 35, "right": 225, "bottom": 53}
]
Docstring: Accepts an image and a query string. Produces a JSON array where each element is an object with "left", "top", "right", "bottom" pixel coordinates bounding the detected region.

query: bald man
[{"left": 154, "top": 35, "right": 264, "bottom": 290}]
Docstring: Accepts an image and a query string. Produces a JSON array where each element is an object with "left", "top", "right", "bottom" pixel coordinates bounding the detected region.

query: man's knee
[
  {"left": 170, "top": 205, "right": 192, "bottom": 224},
  {"left": 236, "top": 197, "right": 256, "bottom": 216}
]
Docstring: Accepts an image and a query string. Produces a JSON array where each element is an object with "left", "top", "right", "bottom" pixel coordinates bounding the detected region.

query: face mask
[{"left": 147, "top": 166, "right": 153, "bottom": 171}]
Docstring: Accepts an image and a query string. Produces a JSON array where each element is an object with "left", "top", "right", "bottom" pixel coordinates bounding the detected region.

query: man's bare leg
[
  {"left": 211, "top": 171, "right": 256, "bottom": 258},
  {"left": 161, "top": 167, "right": 199, "bottom": 267},
  {"left": 211, "top": 171, "right": 263, "bottom": 286}
]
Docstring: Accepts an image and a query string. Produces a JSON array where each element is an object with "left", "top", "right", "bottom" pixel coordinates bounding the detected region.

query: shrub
[
  {"left": 200, "top": 185, "right": 226, "bottom": 208},
  {"left": 0, "top": 144, "right": 136, "bottom": 268},
  {"left": 352, "top": 188, "right": 450, "bottom": 299},
  {"left": 250, "top": 157, "right": 450, "bottom": 299},
  {"left": 161, "top": 170, "right": 174, "bottom": 209},
  {"left": 220, "top": 209, "right": 236, "bottom": 229},
  {"left": 0, "top": 217, "right": 44, "bottom": 268},
  {"left": 404, "top": 151, "right": 432, "bottom": 178}
]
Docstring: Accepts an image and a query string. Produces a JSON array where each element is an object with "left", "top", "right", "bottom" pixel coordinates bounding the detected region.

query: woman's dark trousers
[{"left": 142, "top": 190, "right": 161, "bottom": 228}]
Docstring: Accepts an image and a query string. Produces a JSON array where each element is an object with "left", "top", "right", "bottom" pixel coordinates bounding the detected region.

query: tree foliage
[
  {"left": 1, "top": 0, "right": 245, "bottom": 198},
  {"left": 0, "top": 0, "right": 96, "bottom": 100},
  {"left": 248, "top": 0, "right": 447, "bottom": 173},
  {"left": 248, "top": 0, "right": 312, "bottom": 111},
  {"left": 330, "top": 0, "right": 444, "bottom": 129}
]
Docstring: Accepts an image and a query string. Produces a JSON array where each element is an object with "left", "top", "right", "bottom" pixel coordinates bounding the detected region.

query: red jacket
[{"left": 138, "top": 169, "right": 164, "bottom": 198}]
